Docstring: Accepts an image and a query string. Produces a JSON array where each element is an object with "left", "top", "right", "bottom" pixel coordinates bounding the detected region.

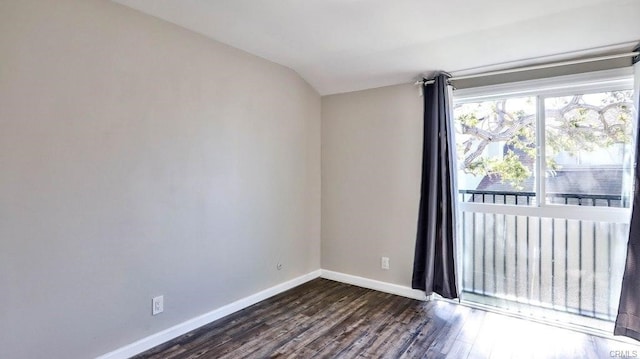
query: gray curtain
[
  {"left": 411, "top": 73, "right": 459, "bottom": 299},
  {"left": 615, "top": 56, "right": 640, "bottom": 340}
]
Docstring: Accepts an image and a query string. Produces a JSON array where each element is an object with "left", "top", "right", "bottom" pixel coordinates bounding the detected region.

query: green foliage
[
  {"left": 455, "top": 91, "right": 634, "bottom": 188},
  {"left": 458, "top": 113, "right": 479, "bottom": 127},
  {"left": 466, "top": 151, "right": 531, "bottom": 189}
]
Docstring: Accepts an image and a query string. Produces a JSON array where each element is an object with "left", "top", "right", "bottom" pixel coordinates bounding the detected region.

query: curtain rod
[{"left": 415, "top": 51, "right": 640, "bottom": 86}]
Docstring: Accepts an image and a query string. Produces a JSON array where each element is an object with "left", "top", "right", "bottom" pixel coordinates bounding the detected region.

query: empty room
[{"left": 3, "top": 0, "right": 640, "bottom": 358}]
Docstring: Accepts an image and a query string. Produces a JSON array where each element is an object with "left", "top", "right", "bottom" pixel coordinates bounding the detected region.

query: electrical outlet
[
  {"left": 381, "top": 257, "right": 390, "bottom": 270},
  {"left": 152, "top": 295, "right": 164, "bottom": 315}
]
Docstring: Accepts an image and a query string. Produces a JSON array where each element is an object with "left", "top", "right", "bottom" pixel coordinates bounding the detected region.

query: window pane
[
  {"left": 460, "top": 212, "right": 629, "bottom": 330},
  {"left": 454, "top": 97, "right": 537, "bottom": 205},
  {"left": 544, "top": 91, "right": 635, "bottom": 207}
]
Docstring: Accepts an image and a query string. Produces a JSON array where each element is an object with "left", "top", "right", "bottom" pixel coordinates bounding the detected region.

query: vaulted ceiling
[{"left": 112, "top": 0, "right": 640, "bottom": 95}]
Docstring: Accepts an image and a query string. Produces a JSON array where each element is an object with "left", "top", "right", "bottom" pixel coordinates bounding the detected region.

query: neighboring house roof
[{"left": 476, "top": 168, "right": 624, "bottom": 195}]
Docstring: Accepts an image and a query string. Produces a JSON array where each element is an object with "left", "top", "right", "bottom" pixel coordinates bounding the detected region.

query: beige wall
[
  {"left": 0, "top": 1, "right": 320, "bottom": 358},
  {"left": 321, "top": 84, "right": 422, "bottom": 287}
]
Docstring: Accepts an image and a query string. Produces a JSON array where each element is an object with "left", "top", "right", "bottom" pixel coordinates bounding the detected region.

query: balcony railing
[
  {"left": 458, "top": 189, "right": 628, "bottom": 323},
  {"left": 459, "top": 190, "right": 626, "bottom": 208}
]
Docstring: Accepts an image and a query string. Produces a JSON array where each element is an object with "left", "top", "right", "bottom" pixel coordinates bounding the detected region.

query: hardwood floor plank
[
  {"left": 203, "top": 283, "right": 352, "bottom": 358},
  {"left": 133, "top": 279, "right": 640, "bottom": 359},
  {"left": 263, "top": 289, "right": 373, "bottom": 358},
  {"left": 332, "top": 295, "right": 418, "bottom": 358},
  {"left": 424, "top": 305, "right": 473, "bottom": 357},
  {"left": 444, "top": 339, "right": 474, "bottom": 359},
  {"left": 307, "top": 291, "right": 399, "bottom": 357},
  {"left": 398, "top": 302, "right": 457, "bottom": 358},
  {"left": 364, "top": 303, "right": 438, "bottom": 358}
]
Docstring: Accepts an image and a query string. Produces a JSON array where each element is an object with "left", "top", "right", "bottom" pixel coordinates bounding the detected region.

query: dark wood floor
[{"left": 134, "top": 279, "right": 640, "bottom": 358}]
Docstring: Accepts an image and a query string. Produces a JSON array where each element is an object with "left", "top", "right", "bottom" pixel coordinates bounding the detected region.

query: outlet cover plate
[
  {"left": 381, "top": 257, "right": 390, "bottom": 270},
  {"left": 152, "top": 295, "right": 164, "bottom": 315}
]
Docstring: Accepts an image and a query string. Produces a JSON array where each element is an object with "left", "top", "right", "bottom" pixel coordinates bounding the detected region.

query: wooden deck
[{"left": 134, "top": 278, "right": 640, "bottom": 358}]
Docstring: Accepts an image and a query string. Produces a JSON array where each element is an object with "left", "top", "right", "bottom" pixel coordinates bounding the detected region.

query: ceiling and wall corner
[{"left": 112, "top": 0, "right": 640, "bottom": 95}]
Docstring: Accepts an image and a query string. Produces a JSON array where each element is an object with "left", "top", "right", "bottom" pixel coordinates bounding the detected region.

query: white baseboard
[
  {"left": 320, "top": 269, "right": 427, "bottom": 301},
  {"left": 96, "top": 270, "right": 322, "bottom": 359},
  {"left": 96, "top": 269, "right": 426, "bottom": 359}
]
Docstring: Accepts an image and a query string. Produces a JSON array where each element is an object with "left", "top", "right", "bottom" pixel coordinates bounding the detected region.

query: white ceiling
[{"left": 113, "top": 0, "right": 640, "bottom": 95}]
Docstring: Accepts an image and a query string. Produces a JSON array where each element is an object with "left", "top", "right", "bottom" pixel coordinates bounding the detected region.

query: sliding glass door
[{"left": 453, "top": 69, "right": 636, "bottom": 331}]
